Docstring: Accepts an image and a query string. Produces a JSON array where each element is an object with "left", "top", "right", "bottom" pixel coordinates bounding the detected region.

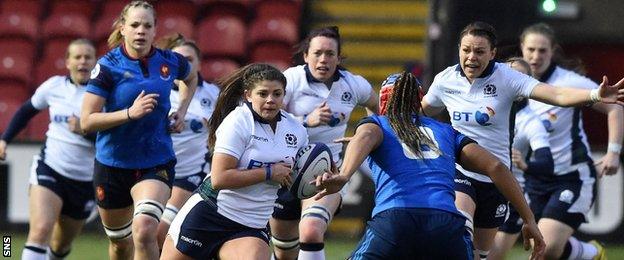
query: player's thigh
[
  {"left": 28, "top": 185, "right": 63, "bottom": 240},
  {"left": 219, "top": 236, "right": 270, "bottom": 260},
  {"left": 168, "top": 186, "right": 194, "bottom": 209},
  {"left": 455, "top": 191, "right": 476, "bottom": 217},
  {"left": 131, "top": 179, "right": 171, "bottom": 205},
  {"left": 160, "top": 236, "right": 194, "bottom": 260},
  {"left": 99, "top": 206, "right": 134, "bottom": 229},
  {"left": 489, "top": 232, "right": 520, "bottom": 260},
  {"left": 269, "top": 218, "right": 299, "bottom": 240},
  {"left": 49, "top": 214, "right": 86, "bottom": 249},
  {"left": 538, "top": 218, "right": 574, "bottom": 251}
]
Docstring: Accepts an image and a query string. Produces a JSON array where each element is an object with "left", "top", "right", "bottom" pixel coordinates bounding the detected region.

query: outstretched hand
[
  {"left": 601, "top": 76, "right": 624, "bottom": 105},
  {"left": 521, "top": 222, "right": 546, "bottom": 260}
]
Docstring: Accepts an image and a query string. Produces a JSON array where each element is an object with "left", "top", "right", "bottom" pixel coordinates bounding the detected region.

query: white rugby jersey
[
  {"left": 283, "top": 65, "right": 372, "bottom": 161},
  {"left": 424, "top": 62, "right": 540, "bottom": 182},
  {"left": 30, "top": 76, "right": 95, "bottom": 181},
  {"left": 512, "top": 105, "right": 550, "bottom": 184},
  {"left": 212, "top": 104, "right": 308, "bottom": 228},
  {"left": 528, "top": 65, "right": 597, "bottom": 175},
  {"left": 170, "top": 80, "right": 220, "bottom": 177}
]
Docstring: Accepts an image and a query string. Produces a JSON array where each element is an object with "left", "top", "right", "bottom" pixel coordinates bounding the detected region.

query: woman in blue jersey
[
  {"left": 420, "top": 21, "right": 623, "bottom": 260},
  {"left": 0, "top": 39, "right": 96, "bottom": 260},
  {"left": 315, "top": 71, "right": 545, "bottom": 260},
  {"left": 154, "top": 34, "right": 221, "bottom": 249},
  {"left": 490, "top": 57, "right": 554, "bottom": 260},
  {"left": 270, "top": 26, "right": 379, "bottom": 260},
  {"left": 160, "top": 63, "right": 309, "bottom": 260},
  {"left": 80, "top": 1, "right": 197, "bottom": 259},
  {"left": 519, "top": 23, "right": 622, "bottom": 260}
]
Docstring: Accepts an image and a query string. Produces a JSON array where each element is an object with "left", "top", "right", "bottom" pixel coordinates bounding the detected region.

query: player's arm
[
  {"left": 530, "top": 76, "right": 624, "bottom": 107},
  {"left": 314, "top": 122, "right": 382, "bottom": 199},
  {"left": 362, "top": 89, "right": 379, "bottom": 115},
  {"left": 209, "top": 153, "right": 292, "bottom": 190},
  {"left": 420, "top": 99, "right": 445, "bottom": 117},
  {"left": 80, "top": 91, "right": 159, "bottom": 132},
  {"left": 591, "top": 102, "right": 623, "bottom": 176},
  {"left": 0, "top": 100, "right": 41, "bottom": 160}
]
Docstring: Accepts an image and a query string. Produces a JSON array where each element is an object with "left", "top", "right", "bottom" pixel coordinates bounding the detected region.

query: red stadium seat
[
  {"left": 156, "top": 15, "right": 195, "bottom": 40},
  {"left": 0, "top": 82, "right": 30, "bottom": 102},
  {"left": 49, "top": 0, "right": 96, "bottom": 20},
  {"left": 0, "top": 13, "right": 38, "bottom": 41},
  {"left": 0, "top": 95, "right": 29, "bottom": 140},
  {"left": 255, "top": 0, "right": 302, "bottom": 23},
  {"left": 0, "top": 0, "right": 43, "bottom": 18},
  {"left": 201, "top": 58, "right": 240, "bottom": 82},
  {"left": 93, "top": 14, "right": 117, "bottom": 42},
  {"left": 99, "top": 0, "right": 128, "bottom": 19},
  {"left": 28, "top": 109, "right": 50, "bottom": 141},
  {"left": 0, "top": 53, "right": 32, "bottom": 85},
  {"left": 42, "top": 14, "right": 91, "bottom": 40},
  {"left": 0, "top": 38, "right": 36, "bottom": 60},
  {"left": 155, "top": 0, "right": 198, "bottom": 20},
  {"left": 249, "top": 42, "right": 292, "bottom": 71},
  {"left": 97, "top": 40, "right": 111, "bottom": 57},
  {"left": 248, "top": 17, "right": 298, "bottom": 46},
  {"left": 35, "top": 55, "right": 67, "bottom": 86},
  {"left": 196, "top": 0, "right": 253, "bottom": 21},
  {"left": 197, "top": 14, "right": 247, "bottom": 60}
]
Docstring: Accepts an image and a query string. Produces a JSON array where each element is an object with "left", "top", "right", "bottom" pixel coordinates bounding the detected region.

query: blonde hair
[{"left": 107, "top": 1, "right": 156, "bottom": 49}]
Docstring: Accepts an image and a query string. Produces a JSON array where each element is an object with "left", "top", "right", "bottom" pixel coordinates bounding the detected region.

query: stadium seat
[
  {"left": 97, "top": 40, "right": 112, "bottom": 57},
  {"left": 0, "top": 38, "right": 36, "bottom": 60},
  {"left": 201, "top": 58, "right": 240, "bottom": 82},
  {"left": 93, "top": 14, "right": 117, "bottom": 43},
  {"left": 0, "top": 82, "right": 30, "bottom": 102},
  {"left": 248, "top": 17, "right": 298, "bottom": 46},
  {"left": 249, "top": 42, "right": 292, "bottom": 71},
  {"left": 198, "top": 0, "right": 252, "bottom": 21},
  {"left": 155, "top": 0, "right": 198, "bottom": 20},
  {"left": 0, "top": 0, "right": 43, "bottom": 18},
  {"left": 0, "top": 93, "right": 29, "bottom": 140},
  {"left": 156, "top": 15, "right": 195, "bottom": 40},
  {"left": 0, "top": 13, "right": 38, "bottom": 41},
  {"left": 255, "top": 0, "right": 302, "bottom": 23},
  {"left": 28, "top": 109, "right": 50, "bottom": 141},
  {"left": 35, "top": 55, "right": 68, "bottom": 86},
  {"left": 0, "top": 53, "right": 32, "bottom": 85},
  {"left": 42, "top": 14, "right": 91, "bottom": 40},
  {"left": 49, "top": 0, "right": 97, "bottom": 20},
  {"left": 197, "top": 14, "right": 247, "bottom": 60}
]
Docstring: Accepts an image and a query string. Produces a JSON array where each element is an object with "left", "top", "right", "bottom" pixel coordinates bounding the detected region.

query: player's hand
[
  {"left": 601, "top": 76, "right": 624, "bottom": 105},
  {"left": 595, "top": 152, "right": 620, "bottom": 178},
  {"left": 511, "top": 148, "right": 528, "bottom": 171},
  {"left": 0, "top": 139, "right": 7, "bottom": 161},
  {"left": 305, "top": 101, "right": 332, "bottom": 127},
  {"left": 168, "top": 111, "right": 186, "bottom": 133},
  {"left": 313, "top": 173, "right": 348, "bottom": 200},
  {"left": 521, "top": 221, "right": 545, "bottom": 260},
  {"left": 128, "top": 90, "right": 159, "bottom": 120},
  {"left": 270, "top": 163, "right": 293, "bottom": 187},
  {"left": 68, "top": 115, "right": 84, "bottom": 135}
]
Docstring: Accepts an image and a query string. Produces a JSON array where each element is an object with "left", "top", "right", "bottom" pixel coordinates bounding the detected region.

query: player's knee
[
  {"left": 299, "top": 205, "right": 331, "bottom": 242},
  {"left": 109, "top": 238, "right": 132, "bottom": 254},
  {"left": 28, "top": 221, "right": 55, "bottom": 242},
  {"left": 271, "top": 236, "right": 299, "bottom": 252},
  {"left": 543, "top": 241, "right": 566, "bottom": 259},
  {"left": 160, "top": 204, "right": 179, "bottom": 225},
  {"left": 104, "top": 220, "right": 133, "bottom": 241},
  {"left": 132, "top": 217, "right": 159, "bottom": 245}
]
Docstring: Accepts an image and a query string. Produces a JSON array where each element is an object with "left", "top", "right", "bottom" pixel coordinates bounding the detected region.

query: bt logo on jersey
[{"left": 452, "top": 107, "right": 496, "bottom": 126}]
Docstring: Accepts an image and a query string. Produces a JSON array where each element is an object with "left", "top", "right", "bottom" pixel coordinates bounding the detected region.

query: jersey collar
[
  {"left": 456, "top": 61, "right": 495, "bottom": 79},
  {"left": 120, "top": 43, "right": 156, "bottom": 61},
  {"left": 304, "top": 65, "right": 343, "bottom": 83},
  {"left": 538, "top": 63, "right": 557, "bottom": 82},
  {"left": 245, "top": 102, "right": 283, "bottom": 124}
]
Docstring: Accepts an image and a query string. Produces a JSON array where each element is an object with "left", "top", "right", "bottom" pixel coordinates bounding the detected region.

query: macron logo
[{"left": 180, "top": 236, "right": 203, "bottom": 247}]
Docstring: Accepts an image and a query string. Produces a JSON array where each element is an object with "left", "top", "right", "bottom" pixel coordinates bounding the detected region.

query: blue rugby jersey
[
  {"left": 87, "top": 45, "right": 190, "bottom": 169},
  {"left": 361, "top": 115, "right": 474, "bottom": 217}
]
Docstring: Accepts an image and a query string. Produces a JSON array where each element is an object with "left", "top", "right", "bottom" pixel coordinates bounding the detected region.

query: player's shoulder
[
  {"left": 552, "top": 66, "right": 597, "bottom": 87},
  {"left": 36, "top": 75, "right": 68, "bottom": 91},
  {"left": 280, "top": 110, "right": 307, "bottom": 134},
  {"left": 339, "top": 69, "right": 371, "bottom": 88},
  {"left": 433, "top": 65, "right": 461, "bottom": 81},
  {"left": 283, "top": 65, "right": 305, "bottom": 78}
]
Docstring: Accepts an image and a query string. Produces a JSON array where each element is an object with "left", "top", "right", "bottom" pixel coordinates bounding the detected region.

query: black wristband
[{"left": 126, "top": 108, "right": 133, "bottom": 120}]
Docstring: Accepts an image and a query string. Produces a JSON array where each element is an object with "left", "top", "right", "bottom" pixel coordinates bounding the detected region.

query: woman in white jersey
[
  {"left": 0, "top": 39, "right": 97, "bottom": 260},
  {"left": 421, "top": 21, "right": 623, "bottom": 260},
  {"left": 160, "top": 63, "right": 309, "bottom": 260},
  {"left": 490, "top": 57, "right": 554, "bottom": 260},
  {"left": 269, "top": 26, "right": 378, "bottom": 260},
  {"left": 519, "top": 23, "right": 623, "bottom": 260},
  {"left": 154, "top": 34, "right": 221, "bottom": 249}
]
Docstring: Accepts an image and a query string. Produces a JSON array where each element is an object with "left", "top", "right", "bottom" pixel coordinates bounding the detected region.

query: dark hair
[
  {"left": 156, "top": 33, "right": 201, "bottom": 59},
  {"left": 386, "top": 71, "right": 441, "bottom": 158},
  {"left": 506, "top": 57, "right": 531, "bottom": 75},
  {"left": 520, "top": 23, "right": 585, "bottom": 74},
  {"left": 459, "top": 21, "right": 498, "bottom": 49},
  {"left": 293, "top": 26, "right": 344, "bottom": 65},
  {"left": 107, "top": 1, "right": 156, "bottom": 48},
  {"left": 65, "top": 38, "right": 95, "bottom": 59},
  {"left": 208, "top": 63, "right": 287, "bottom": 149}
]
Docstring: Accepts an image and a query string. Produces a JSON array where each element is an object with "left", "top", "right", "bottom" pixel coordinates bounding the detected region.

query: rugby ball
[{"left": 290, "top": 142, "right": 333, "bottom": 199}]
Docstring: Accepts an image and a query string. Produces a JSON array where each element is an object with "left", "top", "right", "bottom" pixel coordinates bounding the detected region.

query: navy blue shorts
[
  {"left": 173, "top": 171, "right": 207, "bottom": 192},
  {"left": 93, "top": 159, "right": 176, "bottom": 209},
  {"left": 454, "top": 171, "right": 508, "bottom": 228},
  {"left": 168, "top": 194, "right": 270, "bottom": 259},
  {"left": 525, "top": 162, "right": 596, "bottom": 229},
  {"left": 272, "top": 187, "right": 302, "bottom": 220},
  {"left": 30, "top": 159, "right": 95, "bottom": 220},
  {"left": 499, "top": 205, "right": 522, "bottom": 234},
  {"left": 350, "top": 208, "right": 473, "bottom": 260}
]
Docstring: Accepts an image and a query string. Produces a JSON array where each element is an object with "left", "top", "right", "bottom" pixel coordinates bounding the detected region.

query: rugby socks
[
  {"left": 477, "top": 249, "right": 489, "bottom": 260},
  {"left": 299, "top": 242, "right": 325, "bottom": 260},
  {"left": 22, "top": 243, "right": 47, "bottom": 260},
  {"left": 48, "top": 247, "right": 70, "bottom": 260},
  {"left": 565, "top": 236, "right": 599, "bottom": 260}
]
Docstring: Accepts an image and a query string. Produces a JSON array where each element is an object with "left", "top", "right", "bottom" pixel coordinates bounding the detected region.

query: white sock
[
  {"left": 21, "top": 243, "right": 47, "bottom": 260},
  {"left": 47, "top": 247, "right": 70, "bottom": 260},
  {"left": 299, "top": 249, "right": 324, "bottom": 260},
  {"left": 567, "top": 237, "right": 598, "bottom": 260},
  {"left": 477, "top": 249, "right": 489, "bottom": 260}
]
